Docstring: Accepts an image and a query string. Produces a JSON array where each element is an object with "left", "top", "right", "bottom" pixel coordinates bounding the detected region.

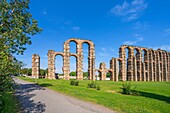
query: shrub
[
  {"left": 96, "top": 85, "right": 101, "bottom": 90},
  {"left": 121, "top": 82, "right": 131, "bottom": 95},
  {"left": 70, "top": 80, "right": 79, "bottom": 86},
  {"left": 87, "top": 81, "right": 101, "bottom": 90},
  {"left": 87, "top": 81, "right": 96, "bottom": 88}
]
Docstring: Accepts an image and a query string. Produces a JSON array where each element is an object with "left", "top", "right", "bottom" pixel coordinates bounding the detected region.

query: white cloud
[
  {"left": 110, "top": 0, "right": 148, "bottom": 22},
  {"left": 133, "top": 21, "right": 150, "bottom": 30},
  {"left": 73, "top": 26, "right": 80, "bottom": 31},
  {"left": 123, "top": 40, "right": 137, "bottom": 45},
  {"left": 123, "top": 34, "right": 144, "bottom": 45}
]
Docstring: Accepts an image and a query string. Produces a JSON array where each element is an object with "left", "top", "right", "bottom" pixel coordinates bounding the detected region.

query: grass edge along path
[
  {"left": 0, "top": 91, "right": 20, "bottom": 113},
  {"left": 18, "top": 76, "right": 170, "bottom": 113}
]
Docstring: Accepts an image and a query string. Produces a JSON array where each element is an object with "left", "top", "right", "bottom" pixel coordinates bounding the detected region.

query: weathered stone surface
[{"left": 32, "top": 54, "right": 40, "bottom": 79}]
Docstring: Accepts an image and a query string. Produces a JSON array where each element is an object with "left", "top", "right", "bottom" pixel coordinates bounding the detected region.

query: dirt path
[{"left": 14, "top": 77, "right": 115, "bottom": 113}]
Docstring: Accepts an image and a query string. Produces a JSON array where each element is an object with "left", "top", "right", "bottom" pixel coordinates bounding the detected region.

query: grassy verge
[
  {"left": 18, "top": 76, "right": 170, "bottom": 113},
  {"left": 0, "top": 91, "right": 20, "bottom": 113}
]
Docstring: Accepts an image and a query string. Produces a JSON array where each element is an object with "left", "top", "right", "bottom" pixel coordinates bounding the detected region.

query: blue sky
[{"left": 17, "top": 0, "right": 170, "bottom": 73}]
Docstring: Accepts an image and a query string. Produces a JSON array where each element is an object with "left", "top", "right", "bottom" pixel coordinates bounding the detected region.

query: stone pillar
[
  {"left": 114, "top": 59, "right": 119, "bottom": 81},
  {"left": 149, "top": 50, "right": 154, "bottom": 81},
  {"left": 63, "top": 42, "right": 70, "bottom": 80},
  {"left": 144, "top": 50, "right": 149, "bottom": 81},
  {"left": 32, "top": 54, "right": 40, "bottom": 79},
  {"left": 127, "top": 48, "right": 134, "bottom": 81},
  {"left": 99, "top": 62, "right": 107, "bottom": 80},
  {"left": 167, "top": 53, "right": 170, "bottom": 81},
  {"left": 168, "top": 53, "right": 170, "bottom": 81},
  {"left": 47, "top": 50, "right": 55, "bottom": 79},
  {"left": 162, "top": 52, "right": 168, "bottom": 81},
  {"left": 88, "top": 44, "right": 95, "bottom": 80},
  {"left": 136, "top": 50, "right": 142, "bottom": 81},
  {"left": 119, "top": 46, "right": 126, "bottom": 81},
  {"left": 110, "top": 58, "right": 115, "bottom": 81},
  {"left": 133, "top": 56, "right": 137, "bottom": 81},
  {"left": 76, "top": 43, "right": 83, "bottom": 80},
  {"left": 142, "top": 62, "right": 146, "bottom": 81},
  {"left": 157, "top": 52, "right": 161, "bottom": 81}
]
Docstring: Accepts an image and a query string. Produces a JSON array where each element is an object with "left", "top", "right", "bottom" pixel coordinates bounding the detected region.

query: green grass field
[{"left": 18, "top": 76, "right": 170, "bottom": 113}]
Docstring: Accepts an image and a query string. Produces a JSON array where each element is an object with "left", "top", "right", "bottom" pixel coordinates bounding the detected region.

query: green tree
[
  {"left": 70, "top": 71, "right": 76, "bottom": 76},
  {"left": 0, "top": 0, "right": 42, "bottom": 93}
]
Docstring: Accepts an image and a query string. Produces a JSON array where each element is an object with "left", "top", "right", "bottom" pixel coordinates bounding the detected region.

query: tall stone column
[
  {"left": 110, "top": 58, "right": 115, "bottom": 81},
  {"left": 88, "top": 45, "right": 95, "bottom": 80},
  {"left": 76, "top": 43, "right": 83, "bottom": 80},
  {"left": 143, "top": 50, "right": 148, "bottom": 81},
  {"left": 119, "top": 46, "right": 126, "bottom": 81},
  {"left": 63, "top": 42, "right": 70, "bottom": 80},
  {"left": 167, "top": 53, "right": 170, "bottom": 81},
  {"left": 47, "top": 50, "right": 55, "bottom": 79},
  {"left": 160, "top": 52, "right": 164, "bottom": 81},
  {"left": 32, "top": 54, "right": 40, "bottom": 79},
  {"left": 156, "top": 52, "right": 161, "bottom": 81},
  {"left": 142, "top": 62, "right": 146, "bottom": 81},
  {"left": 136, "top": 50, "right": 142, "bottom": 81},
  {"left": 168, "top": 53, "right": 170, "bottom": 81},
  {"left": 149, "top": 50, "right": 154, "bottom": 81},
  {"left": 127, "top": 48, "right": 134, "bottom": 81},
  {"left": 133, "top": 56, "right": 137, "bottom": 81},
  {"left": 115, "top": 59, "right": 119, "bottom": 81},
  {"left": 162, "top": 52, "right": 168, "bottom": 81}
]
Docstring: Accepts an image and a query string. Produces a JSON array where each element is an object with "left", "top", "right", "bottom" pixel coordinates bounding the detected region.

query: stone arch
[
  {"left": 81, "top": 41, "right": 95, "bottom": 80},
  {"left": 63, "top": 38, "right": 95, "bottom": 80},
  {"left": 141, "top": 48, "right": 149, "bottom": 81},
  {"left": 47, "top": 50, "right": 64, "bottom": 79}
]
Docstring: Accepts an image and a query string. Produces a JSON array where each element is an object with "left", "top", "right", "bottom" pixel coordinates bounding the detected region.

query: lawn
[{"left": 18, "top": 76, "right": 170, "bottom": 113}]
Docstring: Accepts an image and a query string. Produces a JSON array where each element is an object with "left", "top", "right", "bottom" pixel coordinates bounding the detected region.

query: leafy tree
[
  {"left": 83, "top": 72, "right": 88, "bottom": 77},
  {"left": 0, "top": 0, "right": 42, "bottom": 95},
  {"left": 106, "top": 72, "right": 111, "bottom": 78},
  {"left": 70, "top": 71, "right": 76, "bottom": 76}
]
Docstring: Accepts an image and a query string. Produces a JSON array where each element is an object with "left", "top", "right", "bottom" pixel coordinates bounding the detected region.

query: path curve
[{"left": 14, "top": 77, "right": 115, "bottom": 113}]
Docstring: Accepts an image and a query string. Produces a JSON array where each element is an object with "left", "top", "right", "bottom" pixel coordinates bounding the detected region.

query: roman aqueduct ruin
[{"left": 32, "top": 38, "right": 170, "bottom": 81}]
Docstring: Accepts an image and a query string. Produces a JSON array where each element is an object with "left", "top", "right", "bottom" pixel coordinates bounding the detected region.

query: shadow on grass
[
  {"left": 40, "top": 83, "right": 53, "bottom": 87},
  {"left": 133, "top": 90, "right": 170, "bottom": 104}
]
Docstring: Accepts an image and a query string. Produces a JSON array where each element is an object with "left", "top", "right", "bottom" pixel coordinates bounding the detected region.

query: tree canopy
[{"left": 0, "top": 0, "right": 42, "bottom": 94}]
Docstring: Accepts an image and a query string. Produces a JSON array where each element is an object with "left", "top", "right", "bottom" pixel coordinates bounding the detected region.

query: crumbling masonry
[
  {"left": 32, "top": 38, "right": 170, "bottom": 81},
  {"left": 47, "top": 38, "right": 95, "bottom": 80},
  {"left": 32, "top": 54, "right": 40, "bottom": 79}
]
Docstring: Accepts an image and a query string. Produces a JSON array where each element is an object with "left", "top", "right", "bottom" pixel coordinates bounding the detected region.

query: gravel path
[{"left": 14, "top": 77, "right": 115, "bottom": 113}]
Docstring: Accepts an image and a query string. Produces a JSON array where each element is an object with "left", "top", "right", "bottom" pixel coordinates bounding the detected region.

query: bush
[
  {"left": 70, "top": 80, "right": 79, "bottom": 86},
  {"left": 121, "top": 82, "right": 131, "bottom": 95},
  {"left": 96, "top": 85, "right": 101, "bottom": 90},
  {"left": 87, "top": 81, "right": 101, "bottom": 90},
  {"left": 87, "top": 81, "right": 96, "bottom": 88}
]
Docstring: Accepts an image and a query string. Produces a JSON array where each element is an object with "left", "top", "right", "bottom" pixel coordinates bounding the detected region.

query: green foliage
[
  {"left": 0, "top": 1, "right": 41, "bottom": 111},
  {"left": 87, "top": 81, "right": 101, "bottom": 90},
  {"left": 70, "top": 80, "right": 79, "bottom": 86},
  {"left": 121, "top": 82, "right": 132, "bottom": 95},
  {"left": 83, "top": 72, "right": 88, "bottom": 77},
  {"left": 106, "top": 72, "right": 111, "bottom": 78},
  {"left": 70, "top": 71, "right": 76, "bottom": 76},
  {"left": 0, "top": 0, "right": 42, "bottom": 55}
]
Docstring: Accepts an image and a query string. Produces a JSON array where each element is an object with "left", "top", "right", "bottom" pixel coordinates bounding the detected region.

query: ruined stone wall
[
  {"left": 115, "top": 45, "right": 170, "bottom": 81},
  {"left": 32, "top": 54, "right": 40, "bottom": 78},
  {"left": 47, "top": 38, "right": 95, "bottom": 80}
]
